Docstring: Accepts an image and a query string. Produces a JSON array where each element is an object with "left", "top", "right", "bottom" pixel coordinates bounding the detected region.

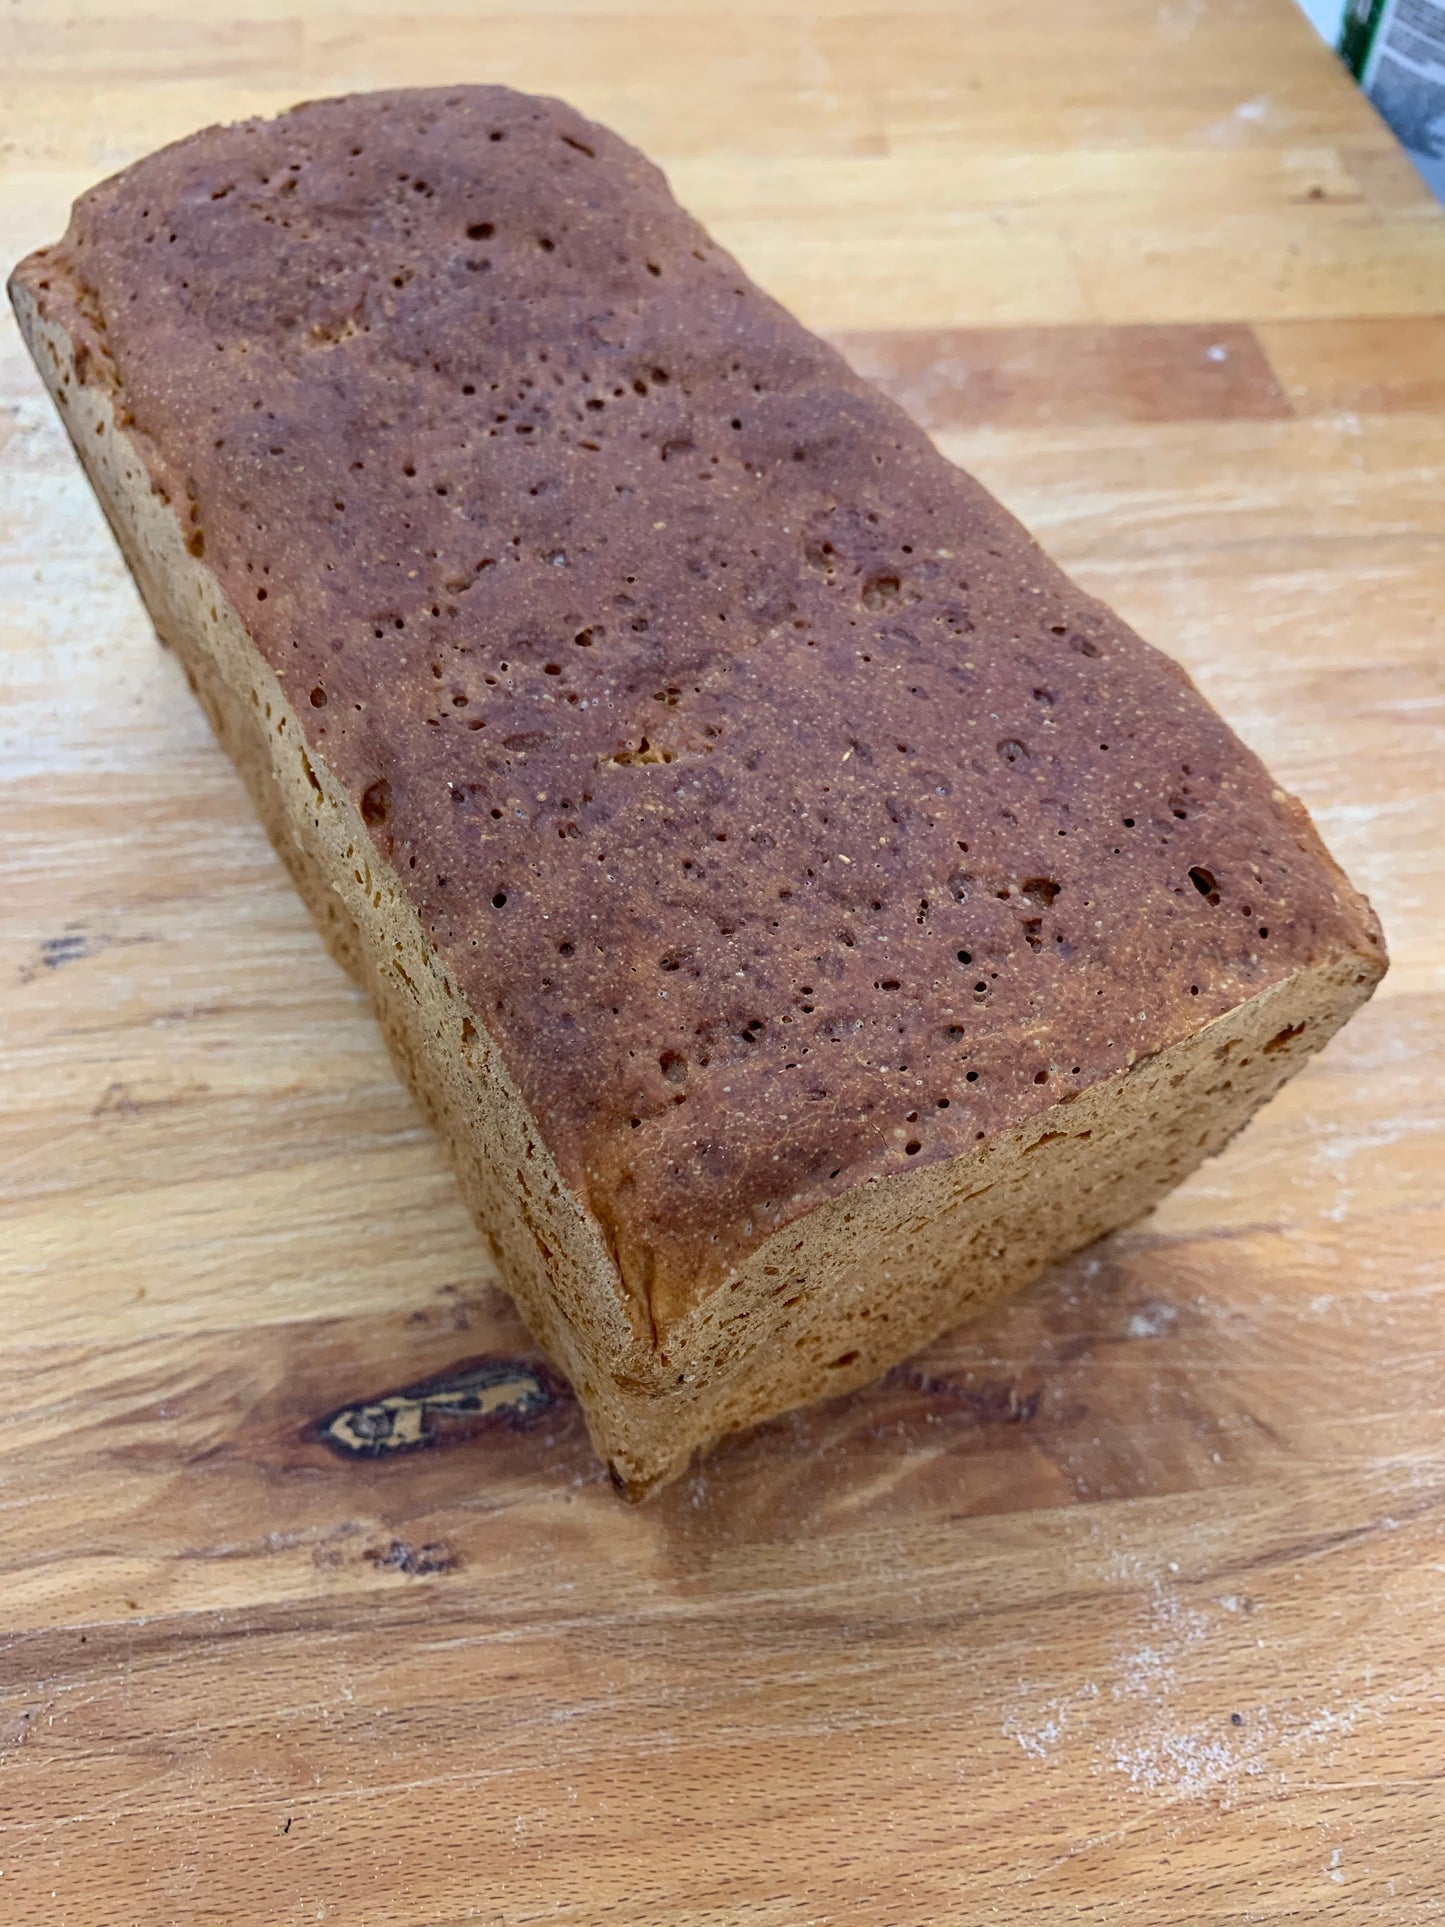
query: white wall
[{"left": 1295, "top": 0, "right": 1346, "bottom": 43}]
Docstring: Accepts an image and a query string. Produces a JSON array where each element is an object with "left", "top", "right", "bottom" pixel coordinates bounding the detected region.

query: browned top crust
[{"left": 12, "top": 86, "right": 1383, "bottom": 1326}]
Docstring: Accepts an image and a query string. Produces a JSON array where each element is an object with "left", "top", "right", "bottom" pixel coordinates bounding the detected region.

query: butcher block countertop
[{"left": 2, "top": 1, "right": 1444, "bottom": 1920}]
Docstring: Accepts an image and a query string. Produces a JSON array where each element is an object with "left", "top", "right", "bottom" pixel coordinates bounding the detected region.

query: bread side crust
[
  {"left": 10, "top": 277, "right": 650, "bottom": 1408},
  {"left": 12, "top": 269, "right": 1385, "bottom": 1496}
]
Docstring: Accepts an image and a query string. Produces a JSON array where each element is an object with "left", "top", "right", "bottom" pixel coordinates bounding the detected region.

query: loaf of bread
[{"left": 10, "top": 87, "right": 1385, "bottom": 1494}]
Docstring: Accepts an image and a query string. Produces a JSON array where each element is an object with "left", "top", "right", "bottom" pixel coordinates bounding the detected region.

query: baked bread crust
[{"left": 10, "top": 86, "right": 1385, "bottom": 1492}]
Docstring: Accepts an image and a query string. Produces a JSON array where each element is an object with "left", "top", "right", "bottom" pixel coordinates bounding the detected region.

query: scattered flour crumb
[{"left": 1126, "top": 1300, "right": 1178, "bottom": 1339}]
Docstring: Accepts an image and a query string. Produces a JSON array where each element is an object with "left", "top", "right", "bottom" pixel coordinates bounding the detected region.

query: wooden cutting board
[{"left": 3, "top": 2, "right": 1443, "bottom": 1919}]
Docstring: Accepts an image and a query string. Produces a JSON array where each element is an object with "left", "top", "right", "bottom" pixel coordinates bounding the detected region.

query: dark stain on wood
[
  {"left": 18, "top": 926, "right": 159, "bottom": 985},
  {"left": 313, "top": 1354, "right": 564, "bottom": 1459},
  {"left": 884, "top": 1361, "right": 1042, "bottom": 1425},
  {"left": 19, "top": 929, "right": 108, "bottom": 983},
  {"left": 364, "top": 1537, "right": 464, "bottom": 1576}
]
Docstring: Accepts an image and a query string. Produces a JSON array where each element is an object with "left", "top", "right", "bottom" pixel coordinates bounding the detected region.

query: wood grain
[
  {"left": 2, "top": 1, "right": 1443, "bottom": 1921},
  {"left": 834, "top": 323, "right": 1292, "bottom": 428}
]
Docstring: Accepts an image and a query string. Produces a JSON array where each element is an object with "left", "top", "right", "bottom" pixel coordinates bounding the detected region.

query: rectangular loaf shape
[{"left": 10, "top": 87, "right": 1385, "bottom": 1494}]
